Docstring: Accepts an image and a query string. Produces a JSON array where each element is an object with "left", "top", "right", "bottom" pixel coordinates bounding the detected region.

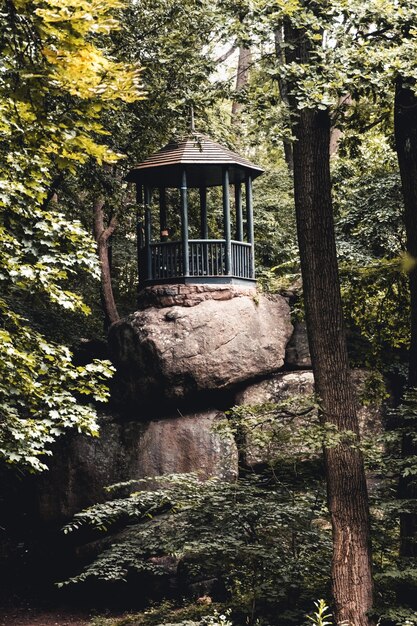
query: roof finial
[{"left": 190, "top": 105, "right": 195, "bottom": 133}]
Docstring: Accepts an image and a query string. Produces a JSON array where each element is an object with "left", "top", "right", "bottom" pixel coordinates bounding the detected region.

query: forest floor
[
  {"left": 0, "top": 590, "right": 128, "bottom": 625},
  {"left": 0, "top": 600, "right": 126, "bottom": 626},
  {"left": 0, "top": 606, "right": 92, "bottom": 626}
]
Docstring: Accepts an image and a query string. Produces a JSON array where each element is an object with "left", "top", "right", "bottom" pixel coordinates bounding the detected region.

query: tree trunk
[
  {"left": 395, "top": 78, "right": 417, "bottom": 391},
  {"left": 274, "top": 26, "right": 294, "bottom": 172},
  {"left": 286, "top": 25, "right": 374, "bottom": 626},
  {"left": 394, "top": 78, "right": 417, "bottom": 584},
  {"left": 92, "top": 196, "right": 119, "bottom": 330},
  {"left": 231, "top": 45, "right": 251, "bottom": 124}
]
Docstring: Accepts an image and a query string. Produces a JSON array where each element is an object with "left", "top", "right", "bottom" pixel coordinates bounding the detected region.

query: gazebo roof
[{"left": 125, "top": 134, "right": 264, "bottom": 188}]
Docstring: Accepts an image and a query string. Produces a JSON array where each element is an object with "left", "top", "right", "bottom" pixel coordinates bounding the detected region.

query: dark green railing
[{"left": 139, "top": 239, "right": 253, "bottom": 285}]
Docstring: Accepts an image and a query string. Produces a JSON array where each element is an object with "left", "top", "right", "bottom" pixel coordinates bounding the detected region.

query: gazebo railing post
[
  {"left": 180, "top": 169, "right": 189, "bottom": 277},
  {"left": 144, "top": 186, "right": 152, "bottom": 281},
  {"left": 223, "top": 167, "right": 232, "bottom": 275},
  {"left": 245, "top": 175, "right": 255, "bottom": 279}
]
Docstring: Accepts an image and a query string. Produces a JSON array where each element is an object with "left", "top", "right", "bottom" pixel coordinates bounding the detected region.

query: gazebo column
[
  {"left": 235, "top": 182, "right": 243, "bottom": 241},
  {"left": 136, "top": 185, "right": 144, "bottom": 285},
  {"left": 222, "top": 167, "right": 232, "bottom": 276},
  {"left": 199, "top": 187, "right": 208, "bottom": 239},
  {"left": 144, "top": 185, "right": 152, "bottom": 281},
  {"left": 159, "top": 187, "right": 168, "bottom": 241},
  {"left": 180, "top": 169, "right": 189, "bottom": 277},
  {"left": 245, "top": 175, "right": 255, "bottom": 278},
  {"left": 200, "top": 186, "right": 208, "bottom": 275}
]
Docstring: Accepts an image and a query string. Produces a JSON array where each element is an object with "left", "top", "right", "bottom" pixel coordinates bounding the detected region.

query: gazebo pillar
[
  {"left": 235, "top": 182, "right": 243, "bottom": 241},
  {"left": 180, "top": 169, "right": 189, "bottom": 277},
  {"left": 245, "top": 175, "right": 255, "bottom": 278},
  {"left": 136, "top": 185, "right": 144, "bottom": 282},
  {"left": 199, "top": 186, "right": 208, "bottom": 239},
  {"left": 159, "top": 188, "right": 168, "bottom": 241},
  {"left": 222, "top": 167, "right": 231, "bottom": 275},
  {"left": 144, "top": 186, "right": 152, "bottom": 281}
]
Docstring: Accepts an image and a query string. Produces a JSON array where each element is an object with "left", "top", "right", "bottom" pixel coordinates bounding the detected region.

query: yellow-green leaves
[
  {"left": 42, "top": 45, "right": 142, "bottom": 102},
  {"left": 0, "top": 0, "right": 143, "bottom": 471}
]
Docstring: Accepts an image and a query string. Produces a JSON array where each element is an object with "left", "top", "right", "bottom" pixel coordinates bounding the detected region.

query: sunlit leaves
[{"left": 0, "top": 0, "right": 143, "bottom": 471}]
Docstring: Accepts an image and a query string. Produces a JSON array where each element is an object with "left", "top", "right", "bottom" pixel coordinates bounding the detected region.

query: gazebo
[{"left": 125, "top": 133, "right": 264, "bottom": 288}]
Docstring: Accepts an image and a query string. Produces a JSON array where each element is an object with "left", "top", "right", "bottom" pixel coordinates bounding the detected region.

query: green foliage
[
  {"left": 330, "top": 136, "right": 410, "bottom": 368},
  {"left": 52, "top": 0, "right": 225, "bottom": 317},
  {"left": 253, "top": 168, "right": 299, "bottom": 292},
  {"left": 340, "top": 259, "right": 410, "bottom": 366},
  {"left": 0, "top": 0, "right": 142, "bottom": 470},
  {"left": 0, "top": 304, "right": 113, "bottom": 470},
  {"left": 306, "top": 600, "right": 332, "bottom": 626},
  {"left": 61, "top": 469, "right": 331, "bottom": 625},
  {"left": 358, "top": 391, "right": 417, "bottom": 623},
  {"left": 89, "top": 605, "right": 231, "bottom": 626}
]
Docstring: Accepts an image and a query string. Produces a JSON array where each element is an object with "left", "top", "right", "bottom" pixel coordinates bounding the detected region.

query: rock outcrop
[
  {"left": 235, "top": 370, "right": 384, "bottom": 468},
  {"left": 36, "top": 410, "right": 238, "bottom": 523},
  {"left": 285, "top": 321, "right": 312, "bottom": 369},
  {"left": 109, "top": 288, "right": 293, "bottom": 408}
]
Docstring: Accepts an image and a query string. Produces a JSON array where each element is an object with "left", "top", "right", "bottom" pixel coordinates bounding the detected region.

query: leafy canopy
[{"left": 0, "top": 0, "right": 143, "bottom": 471}]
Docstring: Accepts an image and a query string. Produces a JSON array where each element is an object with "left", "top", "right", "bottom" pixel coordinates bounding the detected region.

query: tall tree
[
  {"left": 395, "top": 79, "right": 417, "bottom": 392},
  {"left": 394, "top": 77, "right": 417, "bottom": 605},
  {"left": 282, "top": 15, "right": 374, "bottom": 626}
]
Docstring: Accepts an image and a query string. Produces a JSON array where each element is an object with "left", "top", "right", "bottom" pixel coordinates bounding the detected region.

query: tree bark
[
  {"left": 231, "top": 45, "right": 251, "bottom": 124},
  {"left": 285, "top": 24, "right": 374, "bottom": 626},
  {"left": 395, "top": 78, "right": 417, "bottom": 391},
  {"left": 274, "top": 26, "right": 294, "bottom": 172},
  {"left": 394, "top": 78, "right": 417, "bottom": 580},
  {"left": 92, "top": 196, "right": 119, "bottom": 329}
]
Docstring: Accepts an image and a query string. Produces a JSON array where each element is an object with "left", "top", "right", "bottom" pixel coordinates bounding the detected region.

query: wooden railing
[
  {"left": 188, "top": 239, "right": 225, "bottom": 277},
  {"left": 140, "top": 239, "right": 253, "bottom": 284},
  {"left": 150, "top": 241, "right": 183, "bottom": 280},
  {"left": 231, "top": 240, "right": 252, "bottom": 279}
]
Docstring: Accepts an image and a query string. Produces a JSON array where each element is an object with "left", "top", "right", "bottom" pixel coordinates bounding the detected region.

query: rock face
[
  {"left": 236, "top": 370, "right": 314, "bottom": 406},
  {"left": 285, "top": 322, "right": 312, "bottom": 369},
  {"left": 109, "top": 290, "right": 293, "bottom": 407},
  {"left": 36, "top": 410, "right": 238, "bottom": 524},
  {"left": 235, "top": 370, "right": 384, "bottom": 467}
]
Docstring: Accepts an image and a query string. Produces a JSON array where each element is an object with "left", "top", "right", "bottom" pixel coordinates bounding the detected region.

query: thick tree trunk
[
  {"left": 395, "top": 78, "right": 417, "bottom": 390},
  {"left": 93, "top": 197, "right": 119, "bottom": 329},
  {"left": 394, "top": 78, "right": 417, "bottom": 575},
  {"left": 292, "top": 103, "right": 374, "bottom": 626},
  {"left": 285, "top": 25, "right": 374, "bottom": 626}
]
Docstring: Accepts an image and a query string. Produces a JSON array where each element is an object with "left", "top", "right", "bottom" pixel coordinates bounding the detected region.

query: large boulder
[
  {"left": 235, "top": 370, "right": 384, "bottom": 468},
  {"left": 35, "top": 411, "right": 238, "bottom": 524},
  {"left": 109, "top": 289, "right": 292, "bottom": 408}
]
